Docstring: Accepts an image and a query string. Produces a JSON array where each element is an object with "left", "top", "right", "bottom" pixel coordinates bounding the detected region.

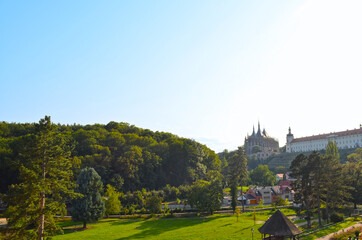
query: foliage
[
  {"left": 104, "top": 184, "right": 122, "bottom": 216},
  {"left": 290, "top": 153, "right": 315, "bottom": 228},
  {"left": 345, "top": 148, "right": 362, "bottom": 209},
  {"left": 0, "top": 121, "right": 220, "bottom": 193},
  {"left": 326, "top": 140, "right": 340, "bottom": 159},
  {"left": 251, "top": 145, "right": 261, "bottom": 154},
  {"left": 274, "top": 196, "right": 288, "bottom": 206},
  {"left": 301, "top": 218, "right": 360, "bottom": 240},
  {"left": 291, "top": 150, "right": 351, "bottom": 227},
  {"left": 227, "top": 147, "right": 248, "bottom": 213},
  {"left": 249, "top": 165, "right": 276, "bottom": 186},
  {"left": 162, "top": 184, "right": 180, "bottom": 201},
  {"left": 2, "top": 116, "right": 80, "bottom": 240},
  {"left": 187, "top": 171, "right": 223, "bottom": 215},
  {"left": 330, "top": 227, "right": 361, "bottom": 240},
  {"left": 145, "top": 195, "right": 163, "bottom": 214},
  {"left": 329, "top": 212, "right": 344, "bottom": 223},
  {"left": 258, "top": 199, "right": 264, "bottom": 208},
  {"left": 72, "top": 168, "right": 105, "bottom": 228}
]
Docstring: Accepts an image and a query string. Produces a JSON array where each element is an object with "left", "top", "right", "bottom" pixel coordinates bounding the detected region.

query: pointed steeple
[
  {"left": 257, "top": 121, "right": 261, "bottom": 136},
  {"left": 252, "top": 125, "right": 255, "bottom": 136}
]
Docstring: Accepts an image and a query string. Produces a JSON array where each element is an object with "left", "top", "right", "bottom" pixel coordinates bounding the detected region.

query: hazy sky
[{"left": 1, "top": 0, "right": 362, "bottom": 152}]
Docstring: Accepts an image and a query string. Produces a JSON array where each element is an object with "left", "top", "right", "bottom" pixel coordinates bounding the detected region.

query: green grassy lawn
[
  {"left": 54, "top": 212, "right": 272, "bottom": 240},
  {"left": 301, "top": 218, "right": 361, "bottom": 240}
]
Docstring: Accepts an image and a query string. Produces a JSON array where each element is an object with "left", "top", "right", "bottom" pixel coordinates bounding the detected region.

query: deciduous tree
[
  {"left": 104, "top": 184, "right": 121, "bottom": 217},
  {"left": 249, "top": 165, "right": 276, "bottom": 186},
  {"left": 187, "top": 171, "right": 223, "bottom": 215}
]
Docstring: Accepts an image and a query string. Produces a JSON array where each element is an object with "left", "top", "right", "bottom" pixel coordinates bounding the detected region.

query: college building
[{"left": 286, "top": 125, "right": 362, "bottom": 153}]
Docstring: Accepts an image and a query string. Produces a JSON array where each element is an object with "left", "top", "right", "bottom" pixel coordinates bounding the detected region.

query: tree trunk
[
  {"left": 83, "top": 221, "right": 87, "bottom": 229},
  {"left": 317, "top": 194, "right": 322, "bottom": 227},
  {"left": 38, "top": 150, "right": 46, "bottom": 240},
  {"left": 38, "top": 192, "right": 45, "bottom": 240},
  {"left": 241, "top": 186, "right": 245, "bottom": 213},
  {"left": 325, "top": 194, "right": 329, "bottom": 224}
]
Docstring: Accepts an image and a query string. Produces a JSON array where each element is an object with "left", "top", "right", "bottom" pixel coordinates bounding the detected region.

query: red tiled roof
[
  {"left": 291, "top": 128, "right": 362, "bottom": 143},
  {"left": 279, "top": 180, "right": 292, "bottom": 188}
]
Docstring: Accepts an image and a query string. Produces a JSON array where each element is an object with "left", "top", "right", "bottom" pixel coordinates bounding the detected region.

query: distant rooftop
[{"left": 292, "top": 127, "right": 362, "bottom": 143}]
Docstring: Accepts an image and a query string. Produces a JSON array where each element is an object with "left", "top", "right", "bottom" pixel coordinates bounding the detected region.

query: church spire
[
  {"left": 252, "top": 125, "right": 255, "bottom": 136},
  {"left": 257, "top": 121, "right": 261, "bottom": 136}
]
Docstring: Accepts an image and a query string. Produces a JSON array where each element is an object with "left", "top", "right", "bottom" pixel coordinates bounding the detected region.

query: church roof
[
  {"left": 258, "top": 210, "right": 302, "bottom": 237},
  {"left": 291, "top": 128, "right": 362, "bottom": 143}
]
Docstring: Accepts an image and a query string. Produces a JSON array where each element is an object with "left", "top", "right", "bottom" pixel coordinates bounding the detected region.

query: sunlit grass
[
  {"left": 301, "top": 218, "right": 361, "bottom": 240},
  {"left": 54, "top": 212, "right": 271, "bottom": 240}
]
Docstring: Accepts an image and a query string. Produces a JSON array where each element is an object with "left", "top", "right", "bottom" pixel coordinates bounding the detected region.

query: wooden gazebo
[{"left": 258, "top": 210, "right": 302, "bottom": 240}]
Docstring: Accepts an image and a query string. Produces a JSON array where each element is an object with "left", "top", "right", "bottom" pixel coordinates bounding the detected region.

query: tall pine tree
[
  {"left": 227, "top": 147, "right": 248, "bottom": 213},
  {"left": 3, "top": 116, "right": 80, "bottom": 240}
]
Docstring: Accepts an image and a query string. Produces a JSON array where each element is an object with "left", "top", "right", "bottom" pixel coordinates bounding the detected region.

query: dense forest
[{"left": 0, "top": 120, "right": 220, "bottom": 194}]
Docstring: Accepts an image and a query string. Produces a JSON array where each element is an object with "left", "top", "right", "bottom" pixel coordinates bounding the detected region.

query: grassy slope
[
  {"left": 301, "top": 219, "right": 361, "bottom": 240},
  {"left": 53, "top": 212, "right": 274, "bottom": 240}
]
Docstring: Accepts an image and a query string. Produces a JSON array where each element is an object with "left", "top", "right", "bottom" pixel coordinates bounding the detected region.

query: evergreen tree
[
  {"left": 227, "top": 147, "right": 248, "bottom": 213},
  {"left": 323, "top": 141, "right": 349, "bottom": 223},
  {"left": 104, "top": 184, "right": 121, "bottom": 217},
  {"left": 290, "top": 154, "right": 314, "bottom": 228},
  {"left": 344, "top": 148, "right": 362, "bottom": 209},
  {"left": 3, "top": 116, "right": 79, "bottom": 240},
  {"left": 72, "top": 168, "right": 105, "bottom": 228},
  {"left": 291, "top": 150, "right": 350, "bottom": 227}
]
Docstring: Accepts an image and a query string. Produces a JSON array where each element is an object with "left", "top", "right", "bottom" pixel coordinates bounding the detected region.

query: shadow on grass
[
  {"left": 115, "top": 215, "right": 230, "bottom": 240},
  {"left": 59, "top": 218, "right": 140, "bottom": 235}
]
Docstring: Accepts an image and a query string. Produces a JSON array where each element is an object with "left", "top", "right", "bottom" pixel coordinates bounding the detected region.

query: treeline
[
  {"left": 290, "top": 142, "right": 362, "bottom": 228},
  {"left": 0, "top": 117, "right": 227, "bottom": 239},
  {"left": 0, "top": 119, "right": 220, "bottom": 193}
]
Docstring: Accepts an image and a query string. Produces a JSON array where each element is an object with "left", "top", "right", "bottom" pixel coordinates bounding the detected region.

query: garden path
[{"left": 315, "top": 223, "right": 362, "bottom": 240}]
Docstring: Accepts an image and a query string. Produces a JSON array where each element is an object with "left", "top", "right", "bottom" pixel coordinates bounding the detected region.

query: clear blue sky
[{"left": 1, "top": 0, "right": 362, "bottom": 152}]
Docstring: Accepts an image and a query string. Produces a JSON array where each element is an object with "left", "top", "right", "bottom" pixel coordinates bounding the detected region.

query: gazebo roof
[{"left": 258, "top": 210, "right": 302, "bottom": 237}]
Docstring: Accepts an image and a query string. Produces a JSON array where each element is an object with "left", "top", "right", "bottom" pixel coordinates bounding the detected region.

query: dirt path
[{"left": 314, "top": 223, "right": 362, "bottom": 240}]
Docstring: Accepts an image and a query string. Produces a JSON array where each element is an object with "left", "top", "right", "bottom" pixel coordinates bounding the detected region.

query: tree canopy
[
  {"left": 0, "top": 120, "right": 221, "bottom": 193},
  {"left": 249, "top": 165, "right": 276, "bottom": 186},
  {"left": 2, "top": 116, "right": 80, "bottom": 240}
]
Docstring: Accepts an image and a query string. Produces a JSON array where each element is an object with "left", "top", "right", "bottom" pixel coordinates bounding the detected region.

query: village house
[{"left": 241, "top": 185, "right": 294, "bottom": 205}]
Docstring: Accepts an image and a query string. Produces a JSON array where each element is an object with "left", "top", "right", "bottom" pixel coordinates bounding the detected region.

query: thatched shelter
[{"left": 258, "top": 210, "right": 302, "bottom": 240}]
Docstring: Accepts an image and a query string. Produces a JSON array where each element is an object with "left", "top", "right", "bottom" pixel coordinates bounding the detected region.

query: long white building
[{"left": 286, "top": 125, "right": 362, "bottom": 153}]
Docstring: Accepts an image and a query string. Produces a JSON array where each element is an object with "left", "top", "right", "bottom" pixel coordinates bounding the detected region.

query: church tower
[{"left": 286, "top": 127, "right": 294, "bottom": 153}]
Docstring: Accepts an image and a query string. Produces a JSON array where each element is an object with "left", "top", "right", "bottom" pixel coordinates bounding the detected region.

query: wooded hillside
[{"left": 0, "top": 121, "right": 220, "bottom": 193}]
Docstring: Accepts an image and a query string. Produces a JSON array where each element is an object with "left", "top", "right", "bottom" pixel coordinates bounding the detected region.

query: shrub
[
  {"left": 330, "top": 212, "right": 344, "bottom": 223},
  {"left": 129, "top": 205, "right": 135, "bottom": 215},
  {"left": 145, "top": 195, "right": 163, "bottom": 214},
  {"left": 122, "top": 207, "right": 129, "bottom": 215}
]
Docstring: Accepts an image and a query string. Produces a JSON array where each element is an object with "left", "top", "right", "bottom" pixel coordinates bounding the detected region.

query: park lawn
[
  {"left": 54, "top": 213, "right": 270, "bottom": 240},
  {"left": 301, "top": 218, "right": 361, "bottom": 240}
]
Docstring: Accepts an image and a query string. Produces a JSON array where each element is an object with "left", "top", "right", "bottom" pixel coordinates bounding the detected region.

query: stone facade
[
  {"left": 244, "top": 122, "right": 279, "bottom": 160},
  {"left": 286, "top": 125, "right": 362, "bottom": 153}
]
